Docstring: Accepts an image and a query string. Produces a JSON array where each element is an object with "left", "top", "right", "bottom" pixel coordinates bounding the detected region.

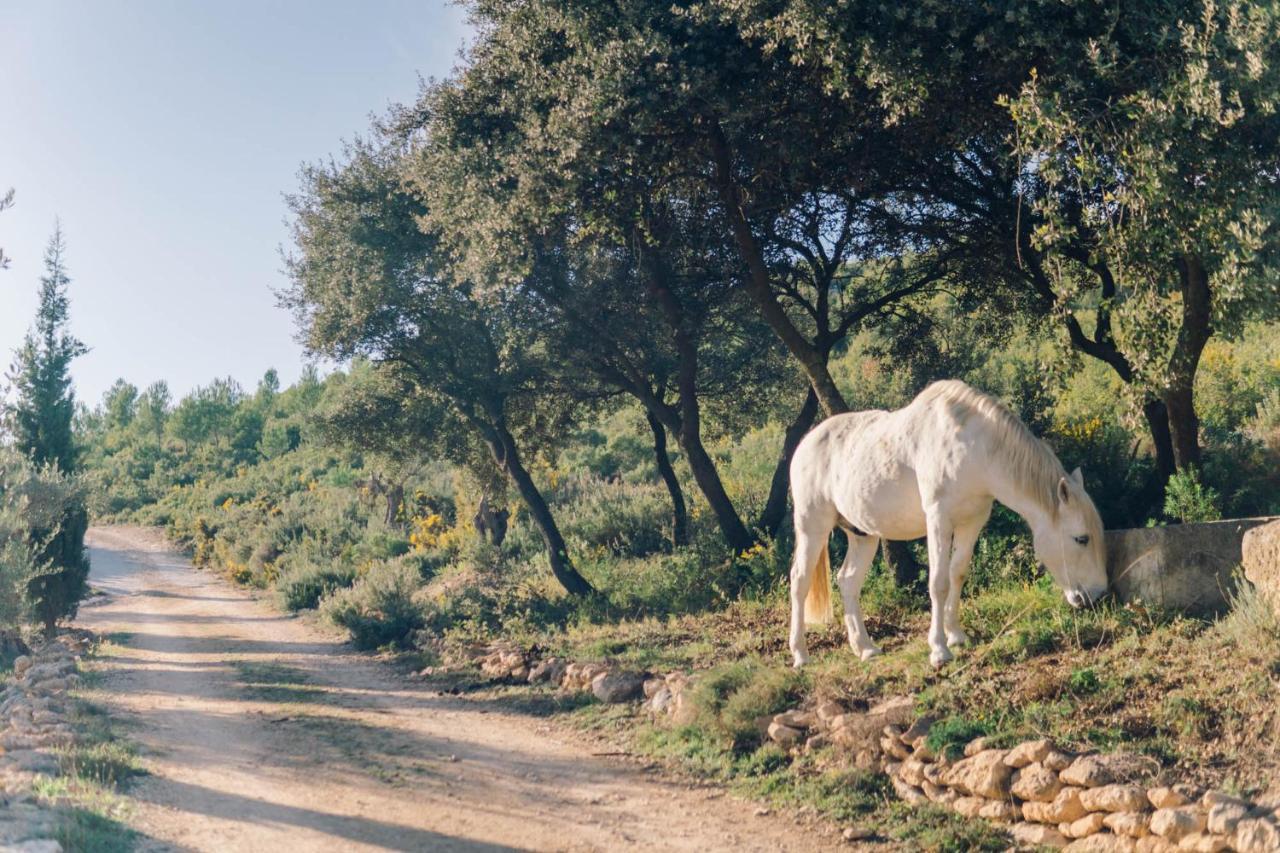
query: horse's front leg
[
  {"left": 836, "top": 531, "right": 882, "bottom": 660},
  {"left": 925, "top": 508, "right": 955, "bottom": 668},
  {"left": 943, "top": 518, "right": 986, "bottom": 649}
]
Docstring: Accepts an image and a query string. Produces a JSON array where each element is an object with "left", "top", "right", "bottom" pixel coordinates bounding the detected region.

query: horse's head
[{"left": 1033, "top": 467, "right": 1108, "bottom": 609}]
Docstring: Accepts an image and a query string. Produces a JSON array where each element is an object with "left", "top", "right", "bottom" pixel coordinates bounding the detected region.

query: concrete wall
[{"left": 1105, "top": 517, "right": 1279, "bottom": 615}]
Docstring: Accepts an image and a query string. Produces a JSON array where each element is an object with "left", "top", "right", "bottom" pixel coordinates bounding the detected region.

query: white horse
[{"left": 788, "top": 380, "right": 1108, "bottom": 668}]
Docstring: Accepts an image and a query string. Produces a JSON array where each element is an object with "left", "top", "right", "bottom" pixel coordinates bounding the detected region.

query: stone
[
  {"left": 1061, "top": 754, "right": 1147, "bottom": 789},
  {"left": 1013, "top": 763, "right": 1065, "bottom": 802},
  {"left": 1135, "top": 838, "right": 1178, "bottom": 853},
  {"left": 641, "top": 677, "right": 664, "bottom": 699},
  {"left": 767, "top": 721, "right": 804, "bottom": 747},
  {"left": 804, "top": 733, "right": 829, "bottom": 753},
  {"left": 1024, "top": 788, "right": 1090, "bottom": 825},
  {"left": 1148, "top": 787, "right": 1200, "bottom": 810},
  {"left": 591, "top": 671, "right": 646, "bottom": 704},
  {"left": 939, "top": 749, "right": 1012, "bottom": 799},
  {"left": 1174, "top": 834, "right": 1228, "bottom": 852},
  {"left": 1, "top": 842, "right": 64, "bottom": 853},
  {"left": 1233, "top": 818, "right": 1280, "bottom": 853},
  {"left": 508, "top": 665, "right": 529, "bottom": 681},
  {"left": 978, "top": 799, "right": 1020, "bottom": 822},
  {"left": 1063, "top": 813, "right": 1108, "bottom": 839},
  {"left": 910, "top": 736, "right": 936, "bottom": 761},
  {"left": 10, "top": 658, "right": 31, "bottom": 678},
  {"left": 963, "top": 736, "right": 991, "bottom": 757},
  {"left": 1150, "top": 808, "right": 1207, "bottom": 842},
  {"left": 1242, "top": 518, "right": 1280, "bottom": 613},
  {"left": 647, "top": 687, "right": 673, "bottom": 714},
  {"left": 900, "top": 715, "right": 936, "bottom": 745},
  {"left": 815, "top": 701, "right": 846, "bottom": 724},
  {"left": 1045, "top": 750, "right": 1075, "bottom": 772},
  {"left": 1198, "top": 791, "right": 1246, "bottom": 810},
  {"left": 853, "top": 749, "right": 879, "bottom": 771},
  {"left": 1104, "top": 812, "right": 1151, "bottom": 838},
  {"left": 1108, "top": 518, "right": 1276, "bottom": 615},
  {"left": 1080, "top": 785, "right": 1151, "bottom": 814},
  {"left": 1010, "top": 821, "right": 1070, "bottom": 849},
  {"left": 951, "top": 796, "right": 986, "bottom": 818},
  {"left": 897, "top": 757, "right": 928, "bottom": 787},
  {"left": 1063, "top": 835, "right": 1138, "bottom": 852},
  {"left": 867, "top": 695, "right": 915, "bottom": 728},
  {"left": 1006, "top": 738, "right": 1055, "bottom": 768},
  {"left": 1205, "top": 802, "right": 1248, "bottom": 835},
  {"left": 841, "top": 826, "right": 873, "bottom": 842},
  {"left": 528, "top": 658, "right": 566, "bottom": 684},
  {"left": 922, "top": 781, "right": 957, "bottom": 805},
  {"left": 772, "top": 709, "right": 815, "bottom": 730},
  {"left": 889, "top": 774, "right": 927, "bottom": 805},
  {"left": 875, "top": 733, "right": 911, "bottom": 760}
]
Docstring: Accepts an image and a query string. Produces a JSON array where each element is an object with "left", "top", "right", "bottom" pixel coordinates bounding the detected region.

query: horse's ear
[
  {"left": 1070, "top": 467, "right": 1084, "bottom": 487},
  {"left": 1057, "top": 476, "right": 1072, "bottom": 505}
]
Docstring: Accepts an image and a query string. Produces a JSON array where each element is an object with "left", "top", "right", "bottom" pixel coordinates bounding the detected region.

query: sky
[{"left": 0, "top": 0, "right": 470, "bottom": 407}]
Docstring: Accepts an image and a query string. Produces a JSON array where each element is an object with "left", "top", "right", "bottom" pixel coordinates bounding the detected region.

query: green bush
[
  {"left": 1163, "top": 469, "right": 1222, "bottom": 524},
  {"left": 276, "top": 561, "right": 357, "bottom": 612},
  {"left": 319, "top": 558, "right": 426, "bottom": 649}
]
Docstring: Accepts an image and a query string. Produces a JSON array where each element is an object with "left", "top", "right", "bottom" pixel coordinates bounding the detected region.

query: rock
[
  {"left": 963, "top": 736, "right": 991, "bottom": 757},
  {"left": 1199, "top": 791, "right": 1246, "bottom": 810},
  {"left": 1174, "top": 834, "right": 1229, "bottom": 852},
  {"left": 1024, "top": 788, "right": 1089, "bottom": 825},
  {"left": 1242, "top": 518, "right": 1280, "bottom": 613},
  {"left": 1062, "top": 813, "right": 1108, "bottom": 839},
  {"left": 804, "top": 733, "right": 829, "bottom": 753},
  {"left": 528, "top": 658, "right": 566, "bottom": 684},
  {"left": 978, "top": 799, "right": 1020, "bottom": 822},
  {"left": 875, "top": 733, "right": 911, "bottom": 760},
  {"left": 923, "top": 781, "right": 957, "bottom": 805},
  {"left": 1013, "top": 763, "right": 1065, "bottom": 802},
  {"left": 1150, "top": 808, "right": 1207, "bottom": 842},
  {"left": 1205, "top": 802, "right": 1248, "bottom": 835},
  {"left": 508, "top": 665, "right": 528, "bottom": 681},
  {"left": 1135, "top": 838, "right": 1178, "bottom": 853},
  {"left": 1, "top": 842, "right": 64, "bottom": 853},
  {"left": 897, "top": 757, "right": 928, "bottom": 787},
  {"left": 1080, "top": 785, "right": 1151, "bottom": 814},
  {"left": 767, "top": 721, "right": 804, "bottom": 747},
  {"left": 815, "top": 701, "right": 846, "bottom": 725},
  {"left": 939, "top": 749, "right": 1012, "bottom": 799},
  {"left": 1104, "top": 811, "right": 1151, "bottom": 838},
  {"left": 841, "top": 826, "right": 873, "bottom": 842},
  {"left": 1045, "top": 750, "right": 1075, "bottom": 772},
  {"left": 641, "top": 677, "right": 664, "bottom": 699},
  {"left": 889, "top": 774, "right": 927, "bottom": 805},
  {"left": 1146, "top": 786, "right": 1201, "bottom": 810},
  {"left": 1063, "top": 834, "right": 1138, "bottom": 852},
  {"left": 1010, "top": 821, "right": 1070, "bottom": 849},
  {"left": 591, "top": 671, "right": 646, "bottom": 704},
  {"left": 910, "top": 736, "right": 936, "bottom": 761},
  {"left": 867, "top": 695, "right": 915, "bottom": 728},
  {"left": 900, "top": 715, "right": 937, "bottom": 745},
  {"left": 1061, "top": 754, "right": 1147, "bottom": 789},
  {"left": 10, "top": 658, "right": 31, "bottom": 678},
  {"left": 1006, "top": 738, "right": 1055, "bottom": 768},
  {"left": 642, "top": 683, "right": 670, "bottom": 712},
  {"left": 951, "top": 796, "right": 986, "bottom": 818},
  {"left": 1233, "top": 817, "right": 1280, "bottom": 853},
  {"left": 772, "top": 709, "right": 815, "bottom": 730}
]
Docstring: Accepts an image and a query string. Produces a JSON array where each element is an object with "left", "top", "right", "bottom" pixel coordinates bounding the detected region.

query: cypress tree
[{"left": 5, "top": 223, "right": 91, "bottom": 635}]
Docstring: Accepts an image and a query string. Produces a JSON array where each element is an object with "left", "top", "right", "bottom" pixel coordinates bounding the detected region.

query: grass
[
  {"left": 33, "top": 696, "right": 145, "bottom": 853},
  {"left": 232, "top": 661, "right": 330, "bottom": 704}
]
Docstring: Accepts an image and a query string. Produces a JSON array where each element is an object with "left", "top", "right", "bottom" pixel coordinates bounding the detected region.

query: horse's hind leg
[
  {"left": 943, "top": 513, "right": 988, "bottom": 649},
  {"left": 836, "top": 531, "right": 882, "bottom": 660},
  {"left": 789, "top": 512, "right": 834, "bottom": 668},
  {"left": 924, "top": 508, "right": 955, "bottom": 668}
]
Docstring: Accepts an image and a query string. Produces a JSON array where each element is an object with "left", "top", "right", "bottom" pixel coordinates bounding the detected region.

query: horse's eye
[{"left": 1074, "top": 535, "right": 1090, "bottom": 546}]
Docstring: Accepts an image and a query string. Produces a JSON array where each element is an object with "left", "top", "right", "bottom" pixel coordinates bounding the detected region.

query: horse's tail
[{"left": 804, "top": 546, "right": 833, "bottom": 625}]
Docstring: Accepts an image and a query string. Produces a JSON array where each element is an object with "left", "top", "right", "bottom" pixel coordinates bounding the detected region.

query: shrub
[
  {"left": 276, "top": 561, "right": 357, "bottom": 612},
  {"left": 1163, "top": 469, "right": 1221, "bottom": 524},
  {"left": 319, "top": 558, "right": 426, "bottom": 649},
  {"left": 682, "top": 659, "right": 806, "bottom": 748}
]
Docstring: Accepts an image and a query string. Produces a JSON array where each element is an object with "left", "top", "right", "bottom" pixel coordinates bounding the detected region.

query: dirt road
[{"left": 77, "top": 526, "right": 834, "bottom": 852}]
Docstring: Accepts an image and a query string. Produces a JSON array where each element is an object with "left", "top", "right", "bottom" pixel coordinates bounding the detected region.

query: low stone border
[
  {"left": 0, "top": 629, "right": 94, "bottom": 853},
  {"left": 452, "top": 642, "right": 1280, "bottom": 852}
]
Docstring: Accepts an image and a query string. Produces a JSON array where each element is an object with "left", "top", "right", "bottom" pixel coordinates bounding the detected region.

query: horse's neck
[{"left": 986, "top": 468, "right": 1053, "bottom": 533}]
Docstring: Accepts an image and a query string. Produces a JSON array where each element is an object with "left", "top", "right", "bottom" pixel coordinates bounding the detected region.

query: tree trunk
[
  {"left": 882, "top": 540, "right": 925, "bottom": 594},
  {"left": 757, "top": 388, "right": 820, "bottom": 537},
  {"left": 384, "top": 482, "right": 404, "bottom": 528},
  {"left": 1163, "top": 254, "right": 1212, "bottom": 471},
  {"left": 1141, "top": 398, "right": 1177, "bottom": 485},
  {"left": 488, "top": 424, "right": 594, "bottom": 597},
  {"left": 646, "top": 411, "right": 689, "bottom": 547},
  {"left": 683, "top": 435, "right": 755, "bottom": 554}
]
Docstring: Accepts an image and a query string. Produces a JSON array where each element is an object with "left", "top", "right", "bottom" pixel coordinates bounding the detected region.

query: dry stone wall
[
  {"left": 457, "top": 642, "right": 1280, "bottom": 851},
  {"left": 0, "top": 630, "right": 93, "bottom": 853}
]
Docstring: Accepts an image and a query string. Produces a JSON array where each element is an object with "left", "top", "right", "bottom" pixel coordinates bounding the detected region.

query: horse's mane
[{"left": 915, "top": 380, "right": 1069, "bottom": 514}]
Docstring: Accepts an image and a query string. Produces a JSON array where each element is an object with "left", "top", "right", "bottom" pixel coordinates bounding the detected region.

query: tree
[
  {"left": 103, "top": 379, "right": 139, "bottom": 431},
  {"left": 285, "top": 137, "right": 595, "bottom": 596},
  {"left": 0, "top": 188, "right": 13, "bottom": 270},
  {"left": 7, "top": 224, "right": 89, "bottom": 472}
]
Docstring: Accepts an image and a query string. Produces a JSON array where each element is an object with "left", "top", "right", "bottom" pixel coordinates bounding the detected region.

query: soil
[{"left": 77, "top": 526, "right": 837, "bottom": 852}]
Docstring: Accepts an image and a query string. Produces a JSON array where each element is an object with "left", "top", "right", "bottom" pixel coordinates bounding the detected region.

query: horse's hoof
[
  {"left": 929, "top": 648, "right": 953, "bottom": 668},
  {"left": 858, "top": 645, "right": 882, "bottom": 661},
  {"left": 792, "top": 652, "right": 809, "bottom": 669},
  {"left": 946, "top": 629, "right": 969, "bottom": 648}
]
